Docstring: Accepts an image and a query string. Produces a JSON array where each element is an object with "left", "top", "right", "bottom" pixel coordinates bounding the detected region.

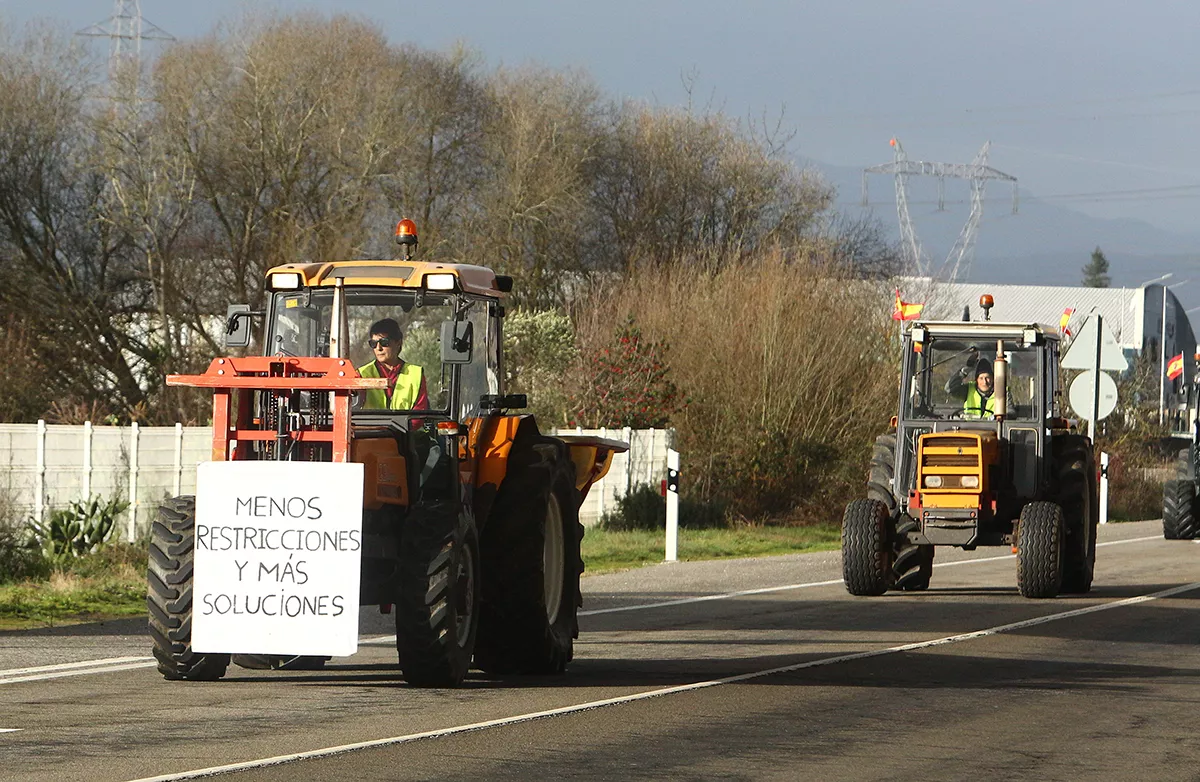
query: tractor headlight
[
  {"left": 960, "top": 476, "right": 980, "bottom": 489},
  {"left": 424, "top": 273, "right": 458, "bottom": 291},
  {"left": 269, "top": 272, "right": 301, "bottom": 290},
  {"left": 924, "top": 475, "right": 943, "bottom": 488}
]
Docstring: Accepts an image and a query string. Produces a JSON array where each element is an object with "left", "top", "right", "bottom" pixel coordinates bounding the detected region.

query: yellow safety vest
[
  {"left": 964, "top": 386, "right": 996, "bottom": 419},
  {"left": 357, "top": 361, "right": 423, "bottom": 410}
]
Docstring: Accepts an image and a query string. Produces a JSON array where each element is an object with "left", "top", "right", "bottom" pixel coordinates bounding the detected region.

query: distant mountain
[{"left": 806, "top": 158, "right": 1200, "bottom": 303}]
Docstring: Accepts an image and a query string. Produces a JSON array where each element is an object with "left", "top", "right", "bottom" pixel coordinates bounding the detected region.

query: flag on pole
[
  {"left": 892, "top": 290, "right": 925, "bottom": 321},
  {"left": 1059, "top": 307, "right": 1075, "bottom": 337},
  {"left": 1167, "top": 352, "right": 1185, "bottom": 380}
]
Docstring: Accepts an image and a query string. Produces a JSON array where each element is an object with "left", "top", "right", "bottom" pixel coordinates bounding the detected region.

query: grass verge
[
  {"left": 0, "top": 572, "right": 145, "bottom": 631},
  {"left": 0, "top": 544, "right": 147, "bottom": 631},
  {"left": 580, "top": 524, "right": 842, "bottom": 575}
]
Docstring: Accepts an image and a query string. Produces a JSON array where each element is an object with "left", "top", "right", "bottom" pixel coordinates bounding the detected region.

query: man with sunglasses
[{"left": 357, "top": 318, "right": 429, "bottom": 411}]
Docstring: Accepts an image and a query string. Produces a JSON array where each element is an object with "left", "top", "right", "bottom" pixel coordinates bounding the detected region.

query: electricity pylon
[
  {"left": 862, "top": 139, "right": 1018, "bottom": 283},
  {"left": 77, "top": 1, "right": 174, "bottom": 79}
]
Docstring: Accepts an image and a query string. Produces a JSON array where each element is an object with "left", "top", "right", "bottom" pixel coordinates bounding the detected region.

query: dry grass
[{"left": 570, "top": 249, "right": 898, "bottom": 521}]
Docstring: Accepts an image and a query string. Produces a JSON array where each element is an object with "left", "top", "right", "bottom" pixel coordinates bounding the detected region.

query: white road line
[
  {"left": 0, "top": 656, "right": 153, "bottom": 678},
  {"left": 8, "top": 535, "right": 1170, "bottom": 663},
  {"left": 126, "top": 580, "right": 1200, "bottom": 782},
  {"left": 0, "top": 662, "right": 156, "bottom": 686},
  {"left": 0, "top": 728, "right": 21, "bottom": 733}
]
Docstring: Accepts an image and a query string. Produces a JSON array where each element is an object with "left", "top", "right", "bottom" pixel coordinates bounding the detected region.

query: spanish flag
[
  {"left": 1059, "top": 307, "right": 1074, "bottom": 337},
  {"left": 1167, "top": 352, "right": 1185, "bottom": 380},
  {"left": 892, "top": 290, "right": 925, "bottom": 321}
]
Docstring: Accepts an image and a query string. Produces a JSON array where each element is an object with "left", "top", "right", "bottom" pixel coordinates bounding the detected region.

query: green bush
[
  {"left": 0, "top": 524, "right": 50, "bottom": 584},
  {"left": 599, "top": 483, "right": 728, "bottom": 531},
  {"left": 27, "top": 495, "right": 128, "bottom": 563}
]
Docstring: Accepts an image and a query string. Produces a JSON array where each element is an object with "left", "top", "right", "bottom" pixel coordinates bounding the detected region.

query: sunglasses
[{"left": 368, "top": 338, "right": 393, "bottom": 349}]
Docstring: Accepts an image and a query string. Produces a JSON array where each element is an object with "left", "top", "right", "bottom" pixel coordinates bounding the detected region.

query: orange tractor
[
  {"left": 842, "top": 302, "right": 1098, "bottom": 599},
  {"left": 149, "top": 221, "right": 625, "bottom": 685}
]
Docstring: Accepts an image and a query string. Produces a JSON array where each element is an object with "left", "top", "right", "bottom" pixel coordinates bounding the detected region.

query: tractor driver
[
  {"left": 945, "top": 354, "right": 995, "bottom": 419},
  {"left": 357, "top": 318, "right": 430, "bottom": 411}
]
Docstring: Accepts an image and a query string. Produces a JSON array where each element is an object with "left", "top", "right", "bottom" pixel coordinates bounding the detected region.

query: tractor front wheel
[
  {"left": 1016, "top": 501, "right": 1065, "bottom": 599},
  {"left": 842, "top": 499, "right": 894, "bottom": 596},
  {"left": 893, "top": 516, "right": 934, "bottom": 591},
  {"left": 395, "top": 501, "right": 481, "bottom": 687},
  {"left": 147, "top": 496, "right": 230, "bottom": 681}
]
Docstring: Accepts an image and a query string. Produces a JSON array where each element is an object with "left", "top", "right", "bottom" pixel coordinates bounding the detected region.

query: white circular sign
[{"left": 1068, "top": 370, "right": 1118, "bottom": 421}]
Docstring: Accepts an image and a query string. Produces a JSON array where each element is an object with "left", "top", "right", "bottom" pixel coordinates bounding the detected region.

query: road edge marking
[
  {"left": 0, "top": 656, "right": 153, "bottom": 678},
  {"left": 123, "top": 580, "right": 1200, "bottom": 782}
]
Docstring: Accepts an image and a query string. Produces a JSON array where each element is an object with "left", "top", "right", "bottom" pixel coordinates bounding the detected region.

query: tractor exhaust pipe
[{"left": 993, "top": 339, "right": 1007, "bottom": 424}]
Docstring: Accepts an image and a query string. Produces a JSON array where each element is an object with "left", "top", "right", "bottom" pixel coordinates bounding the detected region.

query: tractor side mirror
[
  {"left": 440, "top": 320, "right": 474, "bottom": 364},
  {"left": 225, "top": 304, "right": 255, "bottom": 348}
]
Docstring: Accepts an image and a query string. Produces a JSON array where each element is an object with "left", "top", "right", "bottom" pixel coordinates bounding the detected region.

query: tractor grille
[
  {"left": 924, "top": 453, "right": 978, "bottom": 468},
  {"left": 921, "top": 435, "right": 980, "bottom": 469},
  {"left": 925, "top": 436, "right": 977, "bottom": 450}
]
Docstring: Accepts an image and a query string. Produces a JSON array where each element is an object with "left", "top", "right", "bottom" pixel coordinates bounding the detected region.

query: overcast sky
[{"left": 5, "top": 0, "right": 1200, "bottom": 235}]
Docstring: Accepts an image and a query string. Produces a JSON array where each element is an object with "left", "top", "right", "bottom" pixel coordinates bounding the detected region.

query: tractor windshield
[
  {"left": 267, "top": 288, "right": 497, "bottom": 417},
  {"left": 904, "top": 338, "right": 1041, "bottom": 421}
]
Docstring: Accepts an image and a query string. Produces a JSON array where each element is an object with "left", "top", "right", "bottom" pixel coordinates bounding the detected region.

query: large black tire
[
  {"left": 868, "top": 433, "right": 934, "bottom": 591},
  {"left": 395, "top": 501, "right": 481, "bottom": 687},
  {"left": 893, "top": 516, "right": 934, "bottom": 591},
  {"left": 842, "top": 499, "right": 894, "bottom": 596},
  {"left": 1163, "top": 448, "right": 1200, "bottom": 539},
  {"left": 1056, "top": 435, "right": 1098, "bottom": 594},
  {"left": 1016, "top": 501, "right": 1064, "bottom": 599},
  {"left": 472, "top": 436, "right": 580, "bottom": 676},
  {"left": 147, "top": 496, "right": 230, "bottom": 681},
  {"left": 866, "top": 433, "right": 899, "bottom": 515},
  {"left": 475, "top": 437, "right": 583, "bottom": 675}
]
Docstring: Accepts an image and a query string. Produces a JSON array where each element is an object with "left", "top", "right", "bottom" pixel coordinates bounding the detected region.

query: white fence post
[
  {"left": 646, "top": 428, "right": 656, "bottom": 484},
  {"left": 34, "top": 419, "right": 46, "bottom": 522},
  {"left": 127, "top": 422, "right": 140, "bottom": 542},
  {"left": 173, "top": 422, "right": 184, "bottom": 497},
  {"left": 665, "top": 448, "right": 679, "bottom": 562},
  {"left": 1099, "top": 451, "right": 1109, "bottom": 525},
  {"left": 82, "top": 420, "right": 93, "bottom": 498},
  {"left": 597, "top": 427, "right": 607, "bottom": 518},
  {"left": 622, "top": 426, "right": 633, "bottom": 496}
]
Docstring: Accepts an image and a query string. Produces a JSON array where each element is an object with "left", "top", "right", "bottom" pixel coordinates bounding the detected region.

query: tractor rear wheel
[
  {"left": 395, "top": 501, "right": 481, "bottom": 687},
  {"left": 1057, "top": 436, "right": 1097, "bottom": 594},
  {"left": 475, "top": 437, "right": 583, "bottom": 675},
  {"left": 1016, "top": 501, "right": 1064, "bottom": 599},
  {"left": 893, "top": 516, "right": 933, "bottom": 591},
  {"left": 842, "top": 499, "right": 894, "bottom": 596},
  {"left": 1163, "top": 448, "right": 1200, "bottom": 539},
  {"left": 147, "top": 496, "right": 230, "bottom": 681},
  {"left": 866, "top": 433, "right": 932, "bottom": 591}
]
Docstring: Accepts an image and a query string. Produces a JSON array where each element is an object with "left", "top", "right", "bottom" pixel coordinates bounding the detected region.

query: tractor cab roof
[
  {"left": 264, "top": 260, "right": 511, "bottom": 298},
  {"left": 910, "top": 320, "right": 1061, "bottom": 343}
]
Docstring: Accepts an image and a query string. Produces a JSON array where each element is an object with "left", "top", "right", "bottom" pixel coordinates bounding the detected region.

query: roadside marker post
[
  {"left": 1099, "top": 451, "right": 1109, "bottom": 524},
  {"left": 665, "top": 449, "right": 679, "bottom": 562}
]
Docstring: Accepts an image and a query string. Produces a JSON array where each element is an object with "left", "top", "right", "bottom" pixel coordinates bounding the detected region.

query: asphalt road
[{"left": 2, "top": 520, "right": 1197, "bottom": 782}]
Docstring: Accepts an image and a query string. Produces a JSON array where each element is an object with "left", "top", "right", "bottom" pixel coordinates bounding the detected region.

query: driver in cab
[
  {"left": 945, "top": 351, "right": 995, "bottom": 419},
  {"left": 357, "top": 318, "right": 429, "bottom": 411}
]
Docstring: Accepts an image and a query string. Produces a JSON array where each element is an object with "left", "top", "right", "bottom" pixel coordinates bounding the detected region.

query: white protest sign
[{"left": 192, "top": 461, "right": 365, "bottom": 657}]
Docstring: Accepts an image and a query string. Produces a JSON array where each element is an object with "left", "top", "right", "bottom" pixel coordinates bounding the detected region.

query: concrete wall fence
[{"left": 0, "top": 422, "right": 674, "bottom": 539}]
